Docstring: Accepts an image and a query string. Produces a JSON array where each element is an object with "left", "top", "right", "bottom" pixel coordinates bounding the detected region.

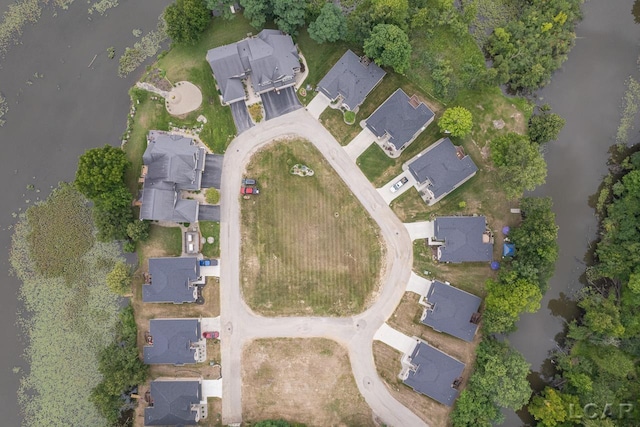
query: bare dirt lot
[
  {"left": 242, "top": 338, "right": 375, "bottom": 426},
  {"left": 240, "top": 139, "right": 385, "bottom": 316}
]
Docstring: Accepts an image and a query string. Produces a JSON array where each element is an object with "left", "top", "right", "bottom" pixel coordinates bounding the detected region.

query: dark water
[
  {"left": 505, "top": 0, "right": 640, "bottom": 424},
  {"left": 0, "top": 0, "right": 171, "bottom": 423}
]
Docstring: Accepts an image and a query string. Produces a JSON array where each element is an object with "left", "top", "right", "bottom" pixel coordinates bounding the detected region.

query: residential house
[
  {"left": 419, "top": 280, "right": 482, "bottom": 342},
  {"left": 317, "top": 50, "right": 385, "bottom": 111},
  {"left": 206, "top": 29, "right": 300, "bottom": 105},
  {"left": 405, "top": 138, "right": 478, "bottom": 205},
  {"left": 366, "top": 89, "right": 435, "bottom": 156},
  {"left": 429, "top": 216, "right": 493, "bottom": 263},
  {"left": 400, "top": 341, "right": 465, "bottom": 406},
  {"left": 139, "top": 131, "right": 206, "bottom": 223},
  {"left": 145, "top": 379, "right": 207, "bottom": 426},
  {"left": 143, "top": 318, "right": 206, "bottom": 365},
  {"left": 143, "top": 257, "right": 203, "bottom": 304}
]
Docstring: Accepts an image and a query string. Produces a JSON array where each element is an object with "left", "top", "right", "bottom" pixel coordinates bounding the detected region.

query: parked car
[
  {"left": 242, "top": 178, "right": 256, "bottom": 186},
  {"left": 202, "top": 331, "right": 219, "bottom": 339},
  {"left": 241, "top": 187, "right": 259, "bottom": 195},
  {"left": 390, "top": 176, "right": 409, "bottom": 193},
  {"left": 199, "top": 259, "right": 212, "bottom": 266}
]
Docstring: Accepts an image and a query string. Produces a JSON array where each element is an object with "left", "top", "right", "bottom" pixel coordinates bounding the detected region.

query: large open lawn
[
  {"left": 240, "top": 139, "right": 385, "bottom": 316},
  {"left": 242, "top": 339, "right": 374, "bottom": 426}
]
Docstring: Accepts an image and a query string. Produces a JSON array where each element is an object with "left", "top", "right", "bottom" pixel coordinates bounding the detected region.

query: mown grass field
[
  {"left": 240, "top": 139, "right": 384, "bottom": 316},
  {"left": 243, "top": 339, "right": 374, "bottom": 426}
]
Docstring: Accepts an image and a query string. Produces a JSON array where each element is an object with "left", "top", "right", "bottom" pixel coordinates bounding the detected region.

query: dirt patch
[
  {"left": 241, "top": 139, "right": 386, "bottom": 316},
  {"left": 242, "top": 338, "right": 375, "bottom": 427}
]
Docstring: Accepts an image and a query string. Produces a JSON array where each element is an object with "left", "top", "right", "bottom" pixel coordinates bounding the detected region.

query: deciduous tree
[
  {"left": 371, "top": 0, "right": 408, "bottom": 28},
  {"left": 106, "top": 261, "right": 132, "bottom": 295},
  {"left": 164, "top": 0, "right": 211, "bottom": 44},
  {"left": 272, "top": 0, "right": 306, "bottom": 34},
  {"left": 528, "top": 387, "right": 580, "bottom": 427},
  {"left": 75, "top": 145, "right": 130, "bottom": 200},
  {"left": 240, "top": 0, "right": 270, "bottom": 28},
  {"left": 529, "top": 105, "right": 566, "bottom": 144},
  {"left": 364, "top": 24, "right": 411, "bottom": 74},
  {"left": 308, "top": 3, "right": 347, "bottom": 43},
  {"left": 438, "top": 106, "right": 473, "bottom": 137},
  {"left": 483, "top": 275, "right": 542, "bottom": 334}
]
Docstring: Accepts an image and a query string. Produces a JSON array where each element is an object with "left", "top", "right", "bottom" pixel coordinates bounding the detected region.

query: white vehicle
[{"left": 390, "top": 176, "right": 409, "bottom": 193}]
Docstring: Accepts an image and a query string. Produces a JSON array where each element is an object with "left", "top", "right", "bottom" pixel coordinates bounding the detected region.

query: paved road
[{"left": 218, "top": 109, "right": 428, "bottom": 426}]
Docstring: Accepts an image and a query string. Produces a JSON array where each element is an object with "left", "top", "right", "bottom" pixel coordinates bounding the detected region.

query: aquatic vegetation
[
  {"left": 616, "top": 76, "right": 640, "bottom": 144},
  {"left": 118, "top": 16, "right": 168, "bottom": 77},
  {"left": 0, "top": 91, "right": 7, "bottom": 126},
  {"left": 88, "top": 0, "right": 119, "bottom": 15}
]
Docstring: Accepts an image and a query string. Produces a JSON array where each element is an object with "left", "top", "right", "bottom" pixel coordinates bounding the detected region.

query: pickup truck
[
  {"left": 241, "top": 186, "right": 259, "bottom": 195},
  {"left": 390, "top": 176, "right": 409, "bottom": 193}
]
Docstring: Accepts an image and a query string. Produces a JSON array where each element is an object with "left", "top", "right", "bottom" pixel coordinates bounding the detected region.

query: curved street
[{"left": 219, "top": 108, "right": 427, "bottom": 426}]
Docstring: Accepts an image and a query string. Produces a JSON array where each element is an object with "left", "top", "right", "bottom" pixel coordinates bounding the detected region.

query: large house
[
  {"left": 317, "top": 50, "right": 385, "bottom": 111},
  {"left": 138, "top": 131, "right": 206, "bottom": 223},
  {"left": 145, "top": 379, "right": 207, "bottom": 426},
  {"left": 429, "top": 216, "right": 493, "bottom": 263},
  {"left": 419, "top": 280, "right": 482, "bottom": 342},
  {"left": 405, "top": 138, "right": 478, "bottom": 205},
  {"left": 365, "top": 89, "right": 435, "bottom": 156},
  {"left": 400, "top": 341, "right": 465, "bottom": 406},
  {"left": 143, "top": 257, "right": 203, "bottom": 304},
  {"left": 206, "top": 29, "right": 301, "bottom": 105},
  {"left": 143, "top": 318, "right": 206, "bottom": 365}
]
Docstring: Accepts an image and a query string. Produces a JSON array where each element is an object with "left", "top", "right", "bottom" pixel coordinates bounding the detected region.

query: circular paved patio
[{"left": 165, "top": 81, "right": 202, "bottom": 116}]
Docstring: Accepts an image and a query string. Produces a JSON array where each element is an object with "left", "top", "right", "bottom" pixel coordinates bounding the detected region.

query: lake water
[{"left": 0, "top": 0, "right": 171, "bottom": 423}]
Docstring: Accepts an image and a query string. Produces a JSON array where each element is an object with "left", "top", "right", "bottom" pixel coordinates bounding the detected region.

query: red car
[
  {"left": 241, "top": 186, "right": 259, "bottom": 195},
  {"left": 202, "top": 331, "right": 219, "bottom": 339}
]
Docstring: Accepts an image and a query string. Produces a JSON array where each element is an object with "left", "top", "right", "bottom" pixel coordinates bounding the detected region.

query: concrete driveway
[
  {"left": 374, "top": 323, "right": 419, "bottom": 355},
  {"left": 202, "top": 379, "right": 222, "bottom": 398},
  {"left": 377, "top": 170, "right": 417, "bottom": 205},
  {"left": 344, "top": 127, "right": 376, "bottom": 161},
  {"left": 200, "top": 262, "right": 220, "bottom": 277},
  {"left": 306, "top": 92, "right": 331, "bottom": 119},
  {"left": 404, "top": 220, "right": 434, "bottom": 241},
  {"left": 230, "top": 101, "right": 254, "bottom": 134},
  {"left": 218, "top": 109, "right": 428, "bottom": 426},
  {"left": 406, "top": 272, "right": 432, "bottom": 295},
  {"left": 261, "top": 86, "right": 302, "bottom": 120}
]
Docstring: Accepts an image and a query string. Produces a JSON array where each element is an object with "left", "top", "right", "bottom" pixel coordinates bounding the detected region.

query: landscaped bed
[
  {"left": 242, "top": 338, "right": 374, "bottom": 426},
  {"left": 240, "top": 138, "right": 385, "bottom": 316}
]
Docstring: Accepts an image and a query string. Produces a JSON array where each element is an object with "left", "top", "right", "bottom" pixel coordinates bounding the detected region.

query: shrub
[{"left": 206, "top": 188, "right": 220, "bottom": 204}]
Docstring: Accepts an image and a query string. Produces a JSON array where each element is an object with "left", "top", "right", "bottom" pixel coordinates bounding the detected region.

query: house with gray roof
[
  {"left": 365, "top": 89, "right": 435, "bottom": 156},
  {"left": 139, "top": 131, "right": 207, "bottom": 223},
  {"left": 206, "top": 29, "right": 300, "bottom": 105},
  {"left": 145, "top": 379, "right": 207, "bottom": 426},
  {"left": 143, "top": 318, "right": 206, "bottom": 365},
  {"left": 420, "top": 281, "right": 482, "bottom": 342},
  {"left": 404, "top": 138, "right": 478, "bottom": 205},
  {"left": 143, "top": 257, "right": 202, "bottom": 303},
  {"left": 400, "top": 341, "right": 465, "bottom": 406},
  {"left": 317, "top": 50, "right": 385, "bottom": 111},
  {"left": 430, "top": 216, "right": 493, "bottom": 263}
]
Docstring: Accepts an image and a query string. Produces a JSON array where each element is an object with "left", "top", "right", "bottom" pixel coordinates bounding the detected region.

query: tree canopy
[
  {"left": 528, "top": 387, "right": 580, "bottom": 427},
  {"left": 105, "top": 261, "right": 132, "bottom": 295},
  {"left": 438, "top": 106, "right": 473, "bottom": 137},
  {"left": 529, "top": 105, "right": 566, "bottom": 144},
  {"left": 272, "top": 0, "right": 306, "bottom": 34},
  {"left": 483, "top": 274, "right": 542, "bottom": 334},
  {"left": 490, "top": 132, "right": 547, "bottom": 199},
  {"left": 364, "top": 24, "right": 412, "bottom": 74},
  {"left": 164, "top": 0, "right": 211, "bottom": 44},
  {"left": 75, "top": 145, "right": 130, "bottom": 201},
  {"left": 308, "top": 3, "right": 347, "bottom": 43}
]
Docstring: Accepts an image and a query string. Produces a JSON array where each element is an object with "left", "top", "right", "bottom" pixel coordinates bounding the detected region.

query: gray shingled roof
[
  {"left": 434, "top": 216, "right": 493, "bottom": 263},
  {"left": 143, "top": 319, "right": 201, "bottom": 365},
  {"left": 408, "top": 138, "right": 478, "bottom": 199},
  {"left": 139, "top": 131, "right": 205, "bottom": 223},
  {"left": 206, "top": 29, "right": 300, "bottom": 104},
  {"left": 145, "top": 380, "right": 201, "bottom": 426},
  {"left": 143, "top": 257, "right": 200, "bottom": 303},
  {"left": 317, "top": 50, "right": 385, "bottom": 111},
  {"left": 403, "top": 342, "right": 465, "bottom": 406},
  {"left": 366, "top": 89, "right": 434, "bottom": 150},
  {"left": 421, "top": 281, "right": 482, "bottom": 342}
]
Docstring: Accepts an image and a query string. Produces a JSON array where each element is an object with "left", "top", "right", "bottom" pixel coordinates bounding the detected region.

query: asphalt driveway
[
  {"left": 201, "top": 154, "right": 223, "bottom": 189},
  {"left": 261, "top": 86, "right": 302, "bottom": 121},
  {"left": 230, "top": 101, "right": 254, "bottom": 134},
  {"left": 198, "top": 205, "right": 220, "bottom": 222}
]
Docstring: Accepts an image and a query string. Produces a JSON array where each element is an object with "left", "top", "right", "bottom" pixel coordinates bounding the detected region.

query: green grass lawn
[
  {"left": 199, "top": 221, "right": 220, "bottom": 258},
  {"left": 240, "top": 139, "right": 384, "bottom": 316},
  {"left": 356, "top": 144, "right": 394, "bottom": 184},
  {"left": 139, "top": 225, "right": 183, "bottom": 259}
]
